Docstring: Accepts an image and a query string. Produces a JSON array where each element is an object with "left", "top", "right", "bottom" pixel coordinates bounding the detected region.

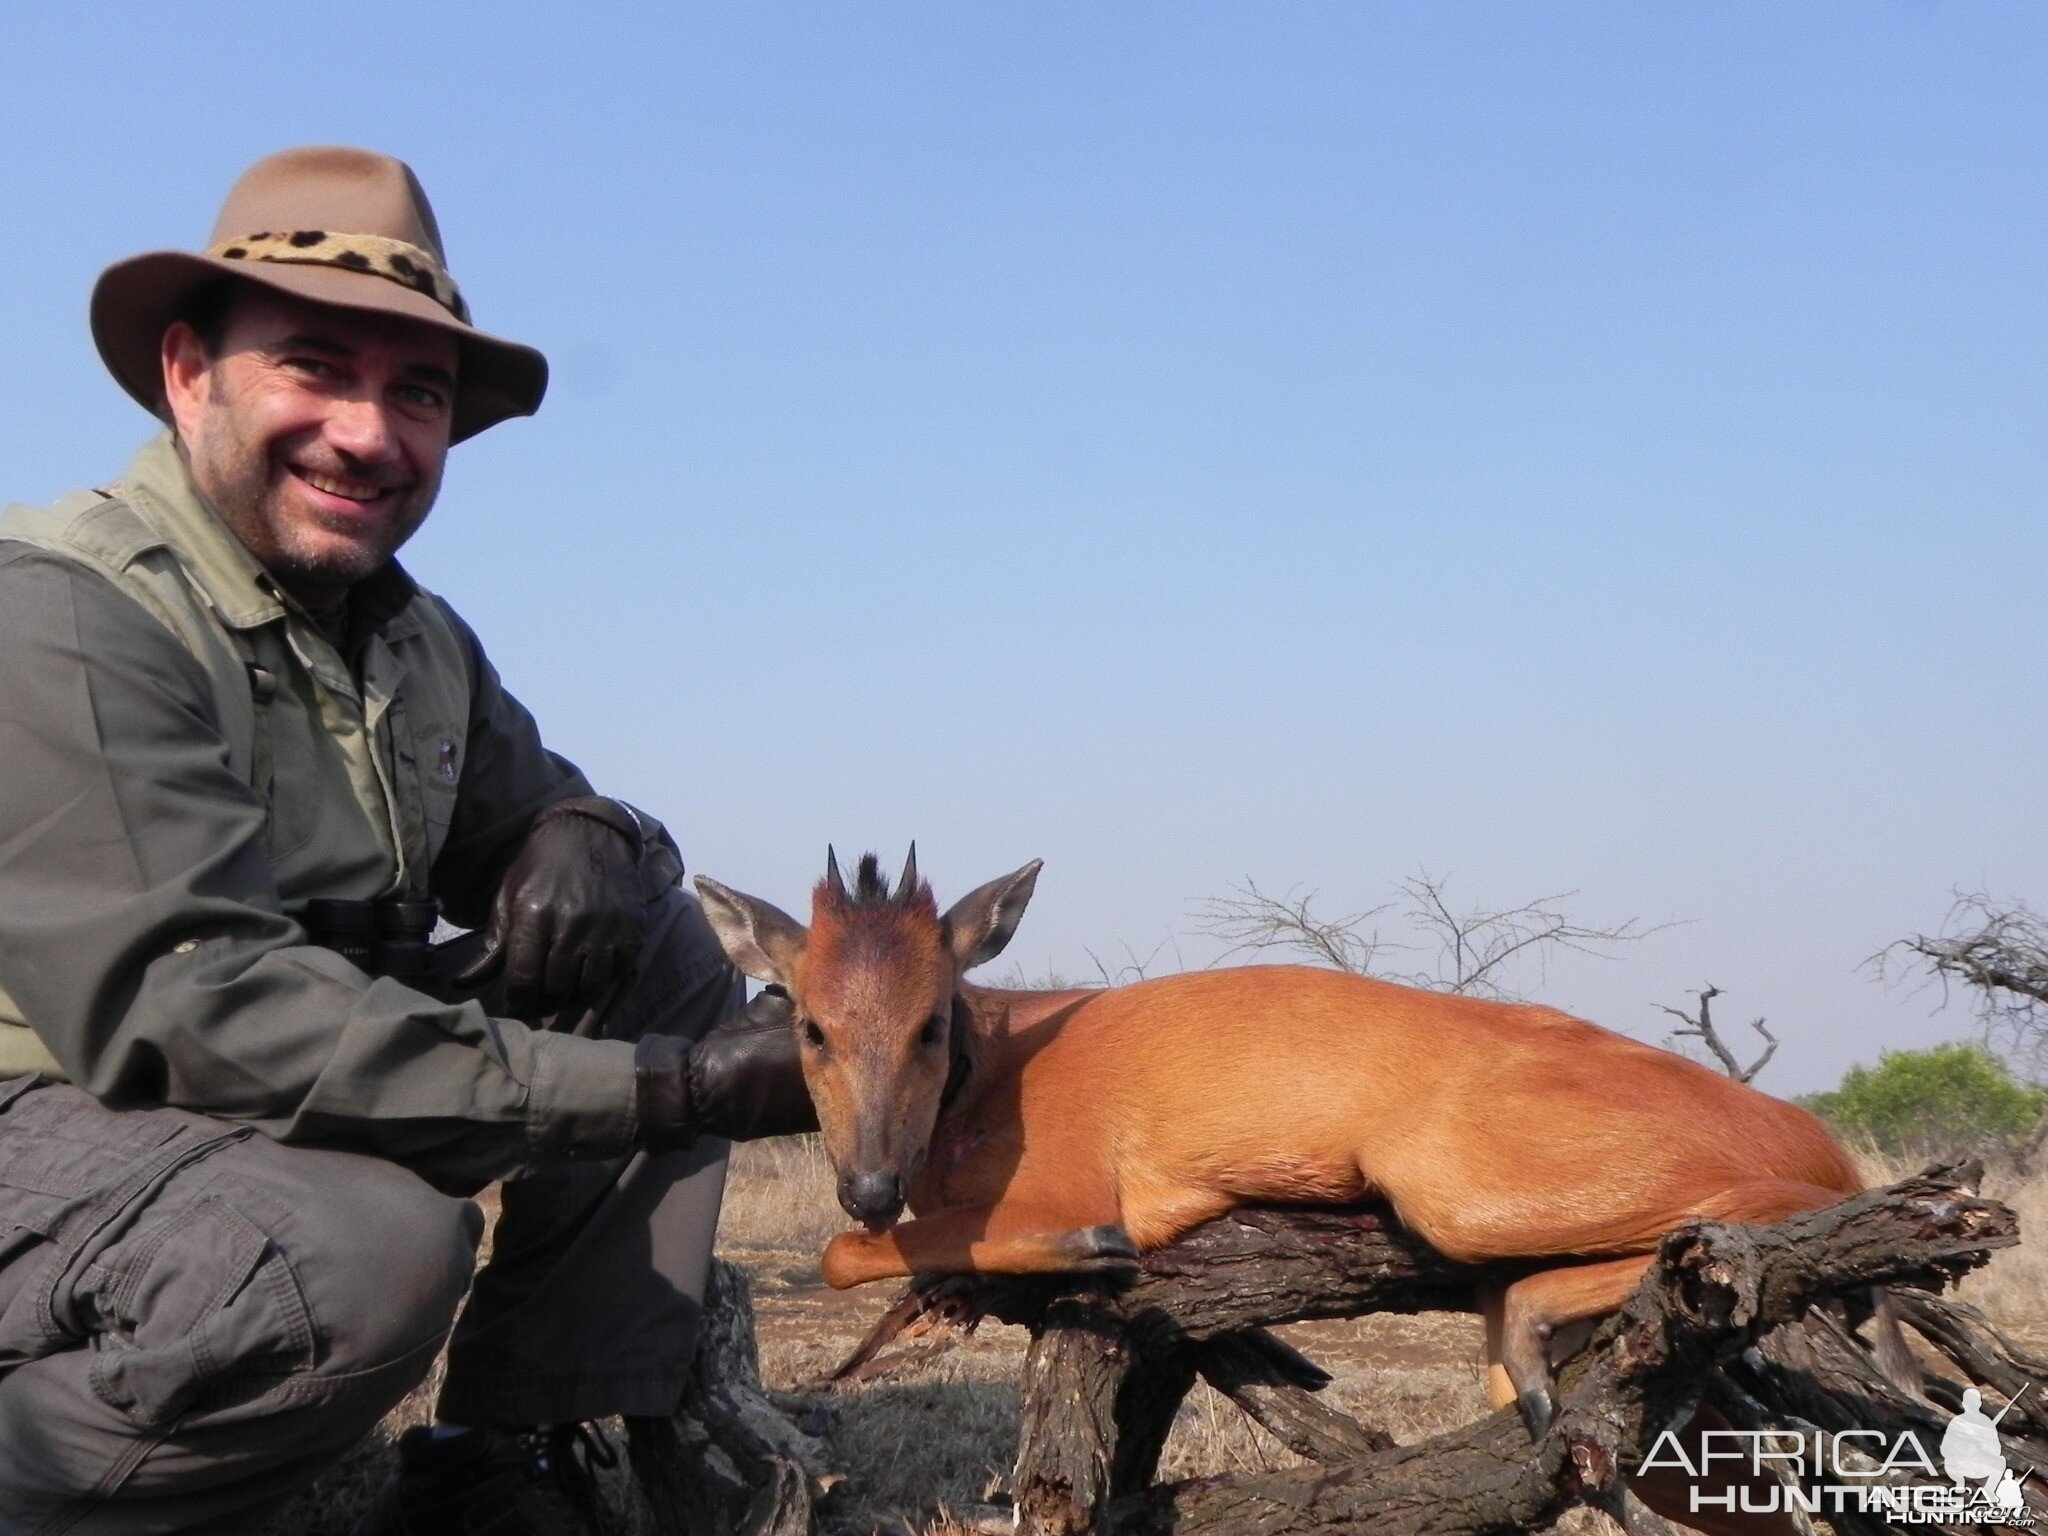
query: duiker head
[{"left": 695, "top": 848, "right": 1041, "bottom": 1228}]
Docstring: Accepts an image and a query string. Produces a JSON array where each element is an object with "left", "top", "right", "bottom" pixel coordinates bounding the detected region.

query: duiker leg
[
  {"left": 1497, "top": 1255, "right": 1656, "bottom": 1433},
  {"left": 1500, "top": 1177, "right": 1853, "bottom": 1432},
  {"left": 821, "top": 1204, "right": 1138, "bottom": 1289},
  {"left": 1483, "top": 1283, "right": 1802, "bottom": 1536},
  {"left": 1479, "top": 1284, "right": 1517, "bottom": 1413}
]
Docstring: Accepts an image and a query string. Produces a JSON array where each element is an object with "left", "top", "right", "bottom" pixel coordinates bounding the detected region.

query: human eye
[
  {"left": 394, "top": 382, "right": 449, "bottom": 416},
  {"left": 282, "top": 354, "right": 342, "bottom": 381}
]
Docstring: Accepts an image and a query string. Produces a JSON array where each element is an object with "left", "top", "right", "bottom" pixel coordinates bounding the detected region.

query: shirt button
[{"left": 172, "top": 939, "right": 199, "bottom": 955}]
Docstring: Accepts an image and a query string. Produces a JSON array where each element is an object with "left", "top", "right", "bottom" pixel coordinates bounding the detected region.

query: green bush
[{"left": 1801, "top": 1042, "right": 2047, "bottom": 1155}]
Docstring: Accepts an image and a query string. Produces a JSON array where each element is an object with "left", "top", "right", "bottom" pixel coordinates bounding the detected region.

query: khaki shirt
[{"left": 0, "top": 435, "right": 671, "bottom": 1188}]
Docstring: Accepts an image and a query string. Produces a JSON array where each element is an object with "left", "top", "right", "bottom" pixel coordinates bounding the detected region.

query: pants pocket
[
  {"left": 86, "top": 1194, "right": 317, "bottom": 1428},
  {"left": 0, "top": 1074, "right": 43, "bottom": 1114}
]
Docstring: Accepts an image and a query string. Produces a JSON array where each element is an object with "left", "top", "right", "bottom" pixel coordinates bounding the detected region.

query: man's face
[{"left": 160, "top": 286, "right": 460, "bottom": 612}]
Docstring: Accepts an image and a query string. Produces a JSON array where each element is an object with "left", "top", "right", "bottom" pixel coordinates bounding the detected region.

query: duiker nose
[{"left": 838, "top": 1168, "right": 906, "bottom": 1227}]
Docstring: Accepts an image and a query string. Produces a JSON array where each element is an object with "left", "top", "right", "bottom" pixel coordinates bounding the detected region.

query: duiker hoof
[
  {"left": 1517, "top": 1387, "right": 1556, "bottom": 1440},
  {"left": 1056, "top": 1224, "right": 1142, "bottom": 1277}
]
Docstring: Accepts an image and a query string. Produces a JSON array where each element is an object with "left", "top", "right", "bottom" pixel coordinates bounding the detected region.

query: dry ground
[{"left": 266, "top": 1136, "right": 2047, "bottom": 1536}]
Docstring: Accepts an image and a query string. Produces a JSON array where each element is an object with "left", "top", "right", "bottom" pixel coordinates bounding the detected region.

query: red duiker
[{"left": 696, "top": 847, "right": 1912, "bottom": 1536}]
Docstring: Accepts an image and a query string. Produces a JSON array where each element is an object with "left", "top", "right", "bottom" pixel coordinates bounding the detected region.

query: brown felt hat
[{"left": 92, "top": 146, "right": 547, "bottom": 443}]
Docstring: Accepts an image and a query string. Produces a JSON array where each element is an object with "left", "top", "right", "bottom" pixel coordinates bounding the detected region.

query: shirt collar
[{"left": 118, "top": 431, "right": 421, "bottom": 635}]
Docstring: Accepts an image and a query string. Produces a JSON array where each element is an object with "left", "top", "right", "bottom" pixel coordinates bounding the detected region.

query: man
[{"left": 0, "top": 146, "right": 815, "bottom": 1535}]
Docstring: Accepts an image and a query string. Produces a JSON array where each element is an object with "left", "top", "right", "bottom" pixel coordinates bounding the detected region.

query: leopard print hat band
[{"left": 206, "top": 230, "right": 470, "bottom": 324}]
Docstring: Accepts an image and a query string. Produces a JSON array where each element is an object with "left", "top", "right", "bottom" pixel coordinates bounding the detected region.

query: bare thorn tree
[
  {"left": 1390, "top": 872, "right": 1665, "bottom": 999},
  {"left": 1082, "top": 937, "right": 1181, "bottom": 988},
  {"left": 1191, "top": 879, "right": 1398, "bottom": 974},
  {"left": 1194, "top": 871, "right": 1662, "bottom": 1001},
  {"left": 1654, "top": 983, "right": 1778, "bottom": 1082},
  {"left": 1879, "top": 890, "right": 2048, "bottom": 1083}
]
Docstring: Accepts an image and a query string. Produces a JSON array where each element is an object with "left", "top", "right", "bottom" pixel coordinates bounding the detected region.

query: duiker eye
[
  {"left": 918, "top": 1013, "right": 945, "bottom": 1049},
  {"left": 802, "top": 1019, "right": 826, "bottom": 1050}
]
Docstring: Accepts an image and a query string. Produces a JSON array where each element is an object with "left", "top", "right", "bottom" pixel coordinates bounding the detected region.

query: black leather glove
[
  {"left": 456, "top": 796, "right": 648, "bottom": 1016},
  {"left": 636, "top": 987, "right": 820, "bottom": 1148}
]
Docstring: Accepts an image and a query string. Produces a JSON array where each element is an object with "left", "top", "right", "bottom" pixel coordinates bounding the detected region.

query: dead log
[
  {"left": 1888, "top": 1290, "right": 2048, "bottom": 1436},
  {"left": 1188, "top": 1331, "right": 1395, "bottom": 1465},
  {"left": 854, "top": 1165, "right": 2012, "bottom": 1536},
  {"left": 825, "top": 1165, "right": 2023, "bottom": 1535},
  {"left": 1099, "top": 1164, "right": 2018, "bottom": 1536}
]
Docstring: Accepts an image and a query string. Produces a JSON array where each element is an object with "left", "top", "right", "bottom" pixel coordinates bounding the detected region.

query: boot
[{"left": 349, "top": 1423, "right": 615, "bottom": 1536}]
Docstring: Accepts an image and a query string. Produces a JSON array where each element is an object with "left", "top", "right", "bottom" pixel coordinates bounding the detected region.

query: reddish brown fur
[{"left": 825, "top": 966, "right": 1861, "bottom": 1281}]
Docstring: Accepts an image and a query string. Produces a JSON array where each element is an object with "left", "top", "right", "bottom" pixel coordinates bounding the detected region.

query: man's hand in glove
[
  {"left": 457, "top": 796, "right": 648, "bottom": 1016},
  {"left": 635, "top": 986, "right": 820, "bottom": 1147}
]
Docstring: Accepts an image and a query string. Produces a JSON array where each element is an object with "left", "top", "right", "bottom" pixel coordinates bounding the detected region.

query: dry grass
[
  {"left": 263, "top": 1141, "right": 2047, "bottom": 1535},
  {"left": 718, "top": 1134, "right": 849, "bottom": 1258}
]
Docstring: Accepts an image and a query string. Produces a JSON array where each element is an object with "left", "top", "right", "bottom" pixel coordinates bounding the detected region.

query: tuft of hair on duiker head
[{"left": 813, "top": 845, "right": 935, "bottom": 918}]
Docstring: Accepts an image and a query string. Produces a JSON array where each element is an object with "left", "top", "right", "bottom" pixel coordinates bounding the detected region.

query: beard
[{"left": 208, "top": 447, "right": 437, "bottom": 596}]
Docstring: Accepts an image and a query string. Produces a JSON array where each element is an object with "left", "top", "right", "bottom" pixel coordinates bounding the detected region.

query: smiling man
[{"left": 0, "top": 147, "right": 816, "bottom": 1535}]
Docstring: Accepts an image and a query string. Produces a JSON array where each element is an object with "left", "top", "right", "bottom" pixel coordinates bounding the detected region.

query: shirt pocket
[{"left": 404, "top": 708, "right": 466, "bottom": 866}]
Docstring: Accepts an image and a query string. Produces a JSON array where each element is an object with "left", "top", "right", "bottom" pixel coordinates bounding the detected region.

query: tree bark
[{"left": 1014, "top": 1291, "right": 1142, "bottom": 1536}]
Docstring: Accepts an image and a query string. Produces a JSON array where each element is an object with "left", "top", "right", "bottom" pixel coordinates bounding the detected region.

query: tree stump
[
  {"left": 625, "top": 1258, "right": 839, "bottom": 1536},
  {"left": 855, "top": 1164, "right": 2032, "bottom": 1536}
]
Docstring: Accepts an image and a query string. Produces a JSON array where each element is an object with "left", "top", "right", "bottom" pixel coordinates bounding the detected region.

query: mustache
[{"left": 282, "top": 456, "right": 418, "bottom": 494}]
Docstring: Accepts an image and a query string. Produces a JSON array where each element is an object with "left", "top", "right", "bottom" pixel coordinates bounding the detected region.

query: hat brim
[{"left": 91, "top": 251, "right": 548, "bottom": 444}]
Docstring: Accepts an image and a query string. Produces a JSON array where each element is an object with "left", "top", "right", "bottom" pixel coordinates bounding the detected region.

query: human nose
[{"left": 321, "top": 395, "right": 403, "bottom": 465}]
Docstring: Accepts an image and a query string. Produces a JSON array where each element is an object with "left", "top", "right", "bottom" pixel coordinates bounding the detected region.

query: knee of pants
[{"left": 258, "top": 1152, "right": 483, "bottom": 1377}]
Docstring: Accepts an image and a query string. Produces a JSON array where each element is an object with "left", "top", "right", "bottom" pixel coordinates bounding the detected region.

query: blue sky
[{"left": 3, "top": 3, "right": 2042, "bottom": 1093}]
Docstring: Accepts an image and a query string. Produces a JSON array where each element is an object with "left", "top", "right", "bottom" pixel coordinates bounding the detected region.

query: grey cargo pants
[{"left": 0, "top": 888, "right": 742, "bottom": 1536}]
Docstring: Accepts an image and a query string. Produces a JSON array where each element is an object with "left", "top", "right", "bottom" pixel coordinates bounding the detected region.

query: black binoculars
[{"left": 301, "top": 898, "right": 442, "bottom": 984}]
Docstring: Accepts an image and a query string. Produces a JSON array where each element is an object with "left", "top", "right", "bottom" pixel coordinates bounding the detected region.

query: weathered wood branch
[
  {"left": 1735, "top": 1292, "right": 2048, "bottom": 1524},
  {"left": 1013, "top": 1292, "right": 1134, "bottom": 1536},
  {"left": 1655, "top": 983, "right": 1779, "bottom": 1083},
  {"left": 1889, "top": 1290, "right": 2048, "bottom": 1436},
  {"left": 950, "top": 1204, "right": 1478, "bottom": 1346},
  {"left": 1188, "top": 1330, "right": 1395, "bottom": 1465}
]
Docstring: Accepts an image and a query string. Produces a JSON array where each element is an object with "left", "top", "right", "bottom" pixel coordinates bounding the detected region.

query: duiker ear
[
  {"left": 942, "top": 859, "right": 1044, "bottom": 971},
  {"left": 694, "top": 876, "right": 807, "bottom": 987}
]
